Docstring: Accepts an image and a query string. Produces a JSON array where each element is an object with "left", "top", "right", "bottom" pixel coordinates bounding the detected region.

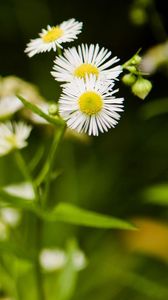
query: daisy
[
  {"left": 0, "top": 121, "right": 32, "bottom": 156},
  {"left": 0, "top": 96, "right": 23, "bottom": 120},
  {"left": 51, "top": 44, "right": 122, "bottom": 83},
  {"left": 25, "top": 19, "right": 83, "bottom": 57},
  {"left": 59, "top": 75, "right": 124, "bottom": 136}
]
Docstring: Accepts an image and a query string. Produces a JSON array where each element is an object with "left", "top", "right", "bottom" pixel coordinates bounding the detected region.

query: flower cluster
[
  {"left": 39, "top": 247, "right": 87, "bottom": 272},
  {"left": 0, "top": 18, "right": 124, "bottom": 156},
  {"left": 25, "top": 18, "right": 124, "bottom": 136}
]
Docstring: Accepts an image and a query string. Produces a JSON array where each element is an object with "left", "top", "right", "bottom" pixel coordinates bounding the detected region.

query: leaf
[
  {"left": 0, "top": 241, "right": 33, "bottom": 261},
  {"left": 140, "top": 98, "right": 168, "bottom": 119},
  {"left": 142, "top": 184, "right": 168, "bottom": 206},
  {"left": 17, "top": 95, "right": 65, "bottom": 127},
  {"left": 46, "top": 203, "right": 136, "bottom": 230}
]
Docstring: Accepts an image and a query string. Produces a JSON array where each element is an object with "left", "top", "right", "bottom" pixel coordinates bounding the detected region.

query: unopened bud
[
  {"left": 132, "top": 54, "right": 142, "bottom": 65},
  {"left": 125, "top": 65, "right": 137, "bottom": 73},
  {"left": 48, "top": 104, "right": 58, "bottom": 116},
  {"left": 122, "top": 73, "right": 136, "bottom": 86},
  {"left": 132, "top": 77, "right": 152, "bottom": 100}
]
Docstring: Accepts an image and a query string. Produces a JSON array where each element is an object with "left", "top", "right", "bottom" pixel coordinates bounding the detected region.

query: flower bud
[
  {"left": 125, "top": 65, "right": 137, "bottom": 73},
  {"left": 48, "top": 103, "right": 58, "bottom": 116},
  {"left": 122, "top": 73, "right": 136, "bottom": 86},
  {"left": 132, "top": 54, "right": 142, "bottom": 65},
  {"left": 132, "top": 77, "right": 152, "bottom": 100}
]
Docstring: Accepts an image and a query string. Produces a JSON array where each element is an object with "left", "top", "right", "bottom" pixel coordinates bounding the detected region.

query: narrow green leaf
[
  {"left": 46, "top": 203, "right": 136, "bottom": 230},
  {"left": 142, "top": 184, "right": 168, "bottom": 206},
  {"left": 17, "top": 95, "right": 65, "bottom": 126},
  {"left": 0, "top": 241, "right": 33, "bottom": 261}
]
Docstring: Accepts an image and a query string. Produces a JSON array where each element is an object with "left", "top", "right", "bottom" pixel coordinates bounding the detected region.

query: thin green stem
[
  {"left": 57, "top": 46, "right": 62, "bottom": 56},
  {"left": 14, "top": 150, "right": 39, "bottom": 201},
  {"left": 42, "top": 124, "right": 66, "bottom": 207},
  {"left": 35, "top": 218, "right": 45, "bottom": 300}
]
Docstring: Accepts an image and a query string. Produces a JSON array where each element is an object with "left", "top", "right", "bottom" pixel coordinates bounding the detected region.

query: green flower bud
[
  {"left": 131, "top": 54, "right": 142, "bottom": 65},
  {"left": 122, "top": 73, "right": 136, "bottom": 86},
  {"left": 48, "top": 103, "right": 58, "bottom": 116},
  {"left": 132, "top": 77, "right": 152, "bottom": 100},
  {"left": 125, "top": 65, "right": 137, "bottom": 73}
]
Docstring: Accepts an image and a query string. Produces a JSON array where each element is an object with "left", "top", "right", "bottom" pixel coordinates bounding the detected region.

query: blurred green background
[{"left": 1, "top": 0, "right": 168, "bottom": 299}]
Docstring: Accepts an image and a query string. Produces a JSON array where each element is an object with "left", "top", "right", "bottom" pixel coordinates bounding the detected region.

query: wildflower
[
  {"left": 0, "top": 208, "right": 21, "bottom": 227},
  {"left": 3, "top": 182, "right": 35, "bottom": 200},
  {"left": 0, "top": 121, "right": 32, "bottom": 156},
  {"left": 0, "top": 96, "right": 23, "bottom": 120},
  {"left": 59, "top": 75, "right": 124, "bottom": 136},
  {"left": 52, "top": 44, "right": 122, "bottom": 83},
  {"left": 39, "top": 247, "right": 87, "bottom": 272},
  {"left": 72, "top": 249, "right": 87, "bottom": 270},
  {"left": 39, "top": 249, "right": 67, "bottom": 271},
  {"left": 25, "top": 19, "right": 83, "bottom": 57}
]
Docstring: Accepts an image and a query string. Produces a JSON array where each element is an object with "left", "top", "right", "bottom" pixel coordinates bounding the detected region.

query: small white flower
[
  {"left": 51, "top": 44, "right": 122, "bottom": 83},
  {"left": 0, "top": 96, "right": 23, "bottom": 120},
  {"left": 0, "top": 208, "right": 21, "bottom": 227},
  {"left": 3, "top": 182, "right": 35, "bottom": 200},
  {"left": 25, "top": 19, "right": 83, "bottom": 57},
  {"left": 0, "top": 121, "right": 32, "bottom": 156},
  {"left": 39, "top": 249, "right": 67, "bottom": 272},
  {"left": 72, "top": 250, "right": 87, "bottom": 270},
  {"left": 59, "top": 75, "right": 124, "bottom": 136}
]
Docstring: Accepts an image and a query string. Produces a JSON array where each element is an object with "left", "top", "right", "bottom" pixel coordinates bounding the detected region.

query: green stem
[
  {"left": 35, "top": 217, "right": 45, "bottom": 300},
  {"left": 14, "top": 151, "right": 45, "bottom": 299},
  {"left": 42, "top": 124, "right": 66, "bottom": 207},
  {"left": 14, "top": 150, "right": 39, "bottom": 201},
  {"left": 57, "top": 46, "right": 62, "bottom": 56}
]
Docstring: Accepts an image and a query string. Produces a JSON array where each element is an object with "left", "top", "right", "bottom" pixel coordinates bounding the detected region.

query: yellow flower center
[
  {"left": 78, "top": 91, "right": 103, "bottom": 115},
  {"left": 74, "top": 63, "right": 99, "bottom": 79},
  {"left": 42, "top": 26, "right": 64, "bottom": 43}
]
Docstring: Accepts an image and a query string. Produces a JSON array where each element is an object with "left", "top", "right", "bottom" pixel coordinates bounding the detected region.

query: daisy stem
[
  {"left": 57, "top": 46, "right": 62, "bottom": 56},
  {"left": 42, "top": 124, "right": 66, "bottom": 207},
  {"left": 15, "top": 152, "right": 45, "bottom": 299},
  {"left": 35, "top": 218, "right": 46, "bottom": 300},
  {"left": 14, "top": 150, "right": 39, "bottom": 201}
]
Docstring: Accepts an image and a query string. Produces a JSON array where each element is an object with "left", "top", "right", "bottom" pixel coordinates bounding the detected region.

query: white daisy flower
[
  {"left": 0, "top": 96, "right": 23, "bottom": 120},
  {"left": 25, "top": 19, "right": 83, "bottom": 57},
  {"left": 59, "top": 75, "right": 124, "bottom": 136},
  {"left": 51, "top": 44, "right": 122, "bottom": 83},
  {"left": 0, "top": 121, "right": 32, "bottom": 156}
]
